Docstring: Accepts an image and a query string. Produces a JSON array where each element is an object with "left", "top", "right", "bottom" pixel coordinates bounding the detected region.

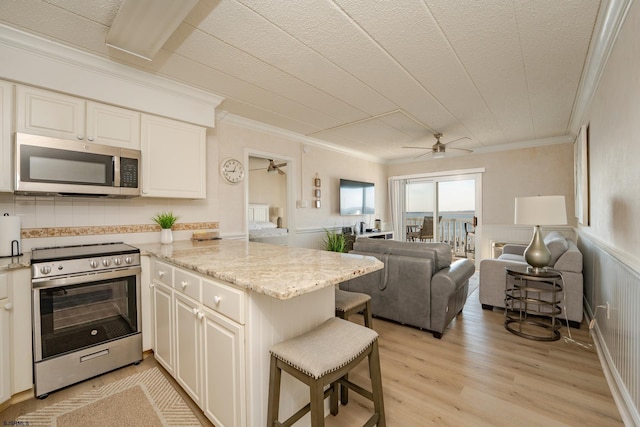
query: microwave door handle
[{"left": 113, "top": 155, "right": 121, "bottom": 187}]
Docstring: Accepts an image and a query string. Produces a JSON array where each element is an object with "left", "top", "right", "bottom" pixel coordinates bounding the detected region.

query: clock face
[{"left": 221, "top": 158, "right": 245, "bottom": 183}]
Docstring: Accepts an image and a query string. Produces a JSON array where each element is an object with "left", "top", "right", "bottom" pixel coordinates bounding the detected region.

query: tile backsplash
[{"left": 0, "top": 194, "right": 219, "bottom": 252}]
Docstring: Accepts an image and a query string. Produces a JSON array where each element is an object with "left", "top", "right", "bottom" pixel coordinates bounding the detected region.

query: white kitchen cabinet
[
  {"left": 85, "top": 101, "right": 140, "bottom": 149},
  {"left": 148, "top": 257, "right": 246, "bottom": 426},
  {"left": 0, "top": 268, "right": 31, "bottom": 407},
  {"left": 174, "top": 292, "right": 202, "bottom": 406},
  {"left": 16, "top": 85, "right": 140, "bottom": 149},
  {"left": 0, "top": 81, "right": 13, "bottom": 192},
  {"left": 202, "top": 305, "right": 245, "bottom": 427},
  {"left": 140, "top": 114, "right": 206, "bottom": 199},
  {"left": 151, "top": 281, "right": 174, "bottom": 375},
  {"left": 0, "top": 274, "right": 10, "bottom": 406}
]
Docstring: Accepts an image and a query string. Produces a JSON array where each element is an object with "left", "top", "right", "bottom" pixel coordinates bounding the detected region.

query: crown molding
[
  {"left": 0, "top": 24, "right": 224, "bottom": 127},
  {"left": 568, "top": 0, "right": 634, "bottom": 134}
]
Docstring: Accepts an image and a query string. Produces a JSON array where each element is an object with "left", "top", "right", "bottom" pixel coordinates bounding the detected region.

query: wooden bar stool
[
  {"left": 335, "top": 288, "right": 373, "bottom": 328},
  {"left": 267, "top": 317, "right": 386, "bottom": 427}
]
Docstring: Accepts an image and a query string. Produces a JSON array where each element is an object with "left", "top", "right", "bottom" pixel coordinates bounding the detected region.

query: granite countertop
[
  {"left": 0, "top": 253, "right": 31, "bottom": 271},
  {"left": 135, "top": 239, "right": 383, "bottom": 300}
]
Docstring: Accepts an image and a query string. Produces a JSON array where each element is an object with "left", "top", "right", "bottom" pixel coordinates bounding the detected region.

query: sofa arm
[
  {"left": 431, "top": 259, "right": 475, "bottom": 336},
  {"left": 502, "top": 244, "right": 526, "bottom": 256}
]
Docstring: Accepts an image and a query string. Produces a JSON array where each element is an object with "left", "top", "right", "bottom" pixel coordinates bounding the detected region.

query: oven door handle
[{"left": 32, "top": 267, "right": 141, "bottom": 289}]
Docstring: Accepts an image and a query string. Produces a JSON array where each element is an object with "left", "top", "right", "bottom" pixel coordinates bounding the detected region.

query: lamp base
[{"left": 524, "top": 225, "right": 551, "bottom": 272}]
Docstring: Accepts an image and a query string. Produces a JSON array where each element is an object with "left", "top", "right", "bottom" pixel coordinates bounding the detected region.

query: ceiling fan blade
[
  {"left": 443, "top": 136, "right": 471, "bottom": 146},
  {"left": 274, "top": 162, "right": 287, "bottom": 168},
  {"left": 413, "top": 151, "right": 434, "bottom": 159},
  {"left": 447, "top": 147, "right": 474, "bottom": 153},
  {"left": 402, "top": 146, "right": 431, "bottom": 150},
  {"left": 277, "top": 168, "right": 285, "bottom": 175}
]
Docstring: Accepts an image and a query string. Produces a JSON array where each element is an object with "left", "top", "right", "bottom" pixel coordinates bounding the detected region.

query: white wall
[
  {"left": 216, "top": 117, "right": 388, "bottom": 246},
  {"left": 386, "top": 143, "right": 577, "bottom": 258}
]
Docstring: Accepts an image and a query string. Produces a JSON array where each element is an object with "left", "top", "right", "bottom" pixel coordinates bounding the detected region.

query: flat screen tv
[{"left": 340, "top": 179, "right": 375, "bottom": 215}]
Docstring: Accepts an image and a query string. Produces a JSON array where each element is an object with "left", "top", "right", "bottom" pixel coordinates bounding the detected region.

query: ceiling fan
[
  {"left": 250, "top": 159, "right": 287, "bottom": 175},
  {"left": 403, "top": 133, "right": 473, "bottom": 159}
]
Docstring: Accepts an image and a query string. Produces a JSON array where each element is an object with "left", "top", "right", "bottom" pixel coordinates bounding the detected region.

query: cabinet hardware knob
[
  {"left": 4, "top": 302, "right": 13, "bottom": 311},
  {"left": 213, "top": 296, "right": 221, "bottom": 305},
  {"left": 158, "top": 271, "right": 165, "bottom": 277},
  {"left": 197, "top": 311, "right": 204, "bottom": 320},
  {"left": 192, "top": 307, "right": 198, "bottom": 315},
  {"left": 181, "top": 281, "right": 188, "bottom": 289}
]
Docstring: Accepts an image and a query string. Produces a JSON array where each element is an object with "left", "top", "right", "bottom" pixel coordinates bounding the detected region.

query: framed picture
[
  {"left": 314, "top": 189, "right": 321, "bottom": 198},
  {"left": 314, "top": 199, "right": 321, "bottom": 208},
  {"left": 314, "top": 177, "right": 321, "bottom": 187},
  {"left": 574, "top": 124, "right": 590, "bottom": 225}
]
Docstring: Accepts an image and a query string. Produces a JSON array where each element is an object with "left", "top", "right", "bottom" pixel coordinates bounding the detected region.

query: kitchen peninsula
[{"left": 136, "top": 239, "right": 383, "bottom": 427}]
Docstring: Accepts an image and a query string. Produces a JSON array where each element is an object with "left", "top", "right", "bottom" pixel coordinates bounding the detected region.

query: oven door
[{"left": 32, "top": 268, "right": 141, "bottom": 362}]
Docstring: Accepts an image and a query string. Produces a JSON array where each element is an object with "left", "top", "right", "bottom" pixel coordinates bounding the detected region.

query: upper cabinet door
[
  {"left": 0, "top": 81, "right": 13, "bottom": 192},
  {"left": 141, "top": 114, "right": 206, "bottom": 199},
  {"left": 86, "top": 102, "right": 141, "bottom": 149},
  {"left": 16, "top": 85, "right": 85, "bottom": 140}
]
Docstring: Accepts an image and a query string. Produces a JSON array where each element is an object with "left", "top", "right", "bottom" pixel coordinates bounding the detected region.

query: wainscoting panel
[{"left": 578, "top": 233, "right": 640, "bottom": 426}]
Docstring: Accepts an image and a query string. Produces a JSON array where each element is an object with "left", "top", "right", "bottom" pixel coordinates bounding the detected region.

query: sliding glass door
[{"left": 393, "top": 171, "right": 481, "bottom": 259}]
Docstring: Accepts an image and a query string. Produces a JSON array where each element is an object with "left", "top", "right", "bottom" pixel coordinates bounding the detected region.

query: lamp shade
[{"left": 514, "top": 196, "right": 567, "bottom": 226}]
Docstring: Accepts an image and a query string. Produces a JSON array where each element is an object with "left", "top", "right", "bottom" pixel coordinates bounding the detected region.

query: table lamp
[{"left": 514, "top": 195, "right": 567, "bottom": 273}]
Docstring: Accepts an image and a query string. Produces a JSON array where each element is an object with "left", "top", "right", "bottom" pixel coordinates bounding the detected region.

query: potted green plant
[
  {"left": 152, "top": 211, "right": 179, "bottom": 244},
  {"left": 322, "top": 228, "right": 346, "bottom": 253}
]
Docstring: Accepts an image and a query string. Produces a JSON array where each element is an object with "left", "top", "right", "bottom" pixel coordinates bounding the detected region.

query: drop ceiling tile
[
  {"left": 190, "top": 0, "right": 397, "bottom": 117},
  {"left": 164, "top": 24, "right": 369, "bottom": 126},
  {"left": 233, "top": 0, "right": 456, "bottom": 129}
]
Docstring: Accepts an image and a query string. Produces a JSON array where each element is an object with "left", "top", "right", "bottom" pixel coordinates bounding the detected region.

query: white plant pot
[{"left": 160, "top": 228, "right": 173, "bottom": 244}]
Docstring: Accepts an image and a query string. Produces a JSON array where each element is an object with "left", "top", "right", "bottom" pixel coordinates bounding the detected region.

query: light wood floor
[
  {"left": 1, "top": 289, "right": 623, "bottom": 426},
  {"left": 325, "top": 289, "right": 623, "bottom": 426}
]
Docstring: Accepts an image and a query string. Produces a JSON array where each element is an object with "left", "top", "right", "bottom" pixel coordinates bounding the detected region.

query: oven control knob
[
  {"left": 124, "top": 256, "right": 133, "bottom": 265},
  {"left": 89, "top": 259, "right": 99, "bottom": 269},
  {"left": 102, "top": 258, "right": 111, "bottom": 267},
  {"left": 40, "top": 265, "right": 51, "bottom": 275},
  {"left": 113, "top": 257, "right": 122, "bottom": 266}
]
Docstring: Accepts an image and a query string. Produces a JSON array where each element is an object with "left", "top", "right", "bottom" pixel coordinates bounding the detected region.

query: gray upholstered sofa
[
  {"left": 339, "top": 239, "right": 475, "bottom": 338},
  {"left": 479, "top": 231, "right": 584, "bottom": 327}
]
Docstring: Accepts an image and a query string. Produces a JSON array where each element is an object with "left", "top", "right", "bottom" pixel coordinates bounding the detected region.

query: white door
[
  {"left": 202, "top": 307, "right": 245, "bottom": 427},
  {"left": 0, "top": 298, "right": 10, "bottom": 405},
  {"left": 16, "top": 85, "right": 85, "bottom": 140},
  {"left": 140, "top": 114, "right": 206, "bottom": 198},
  {"left": 174, "top": 292, "right": 202, "bottom": 406},
  {"left": 151, "top": 282, "right": 174, "bottom": 375},
  {"left": 86, "top": 102, "right": 140, "bottom": 149}
]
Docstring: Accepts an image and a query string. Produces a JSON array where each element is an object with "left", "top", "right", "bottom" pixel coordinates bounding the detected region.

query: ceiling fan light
[{"left": 433, "top": 151, "right": 446, "bottom": 159}]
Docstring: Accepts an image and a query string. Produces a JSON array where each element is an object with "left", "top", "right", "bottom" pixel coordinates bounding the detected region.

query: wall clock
[{"left": 220, "top": 158, "right": 245, "bottom": 184}]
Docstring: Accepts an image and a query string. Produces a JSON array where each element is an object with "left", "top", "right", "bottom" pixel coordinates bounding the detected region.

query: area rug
[
  {"left": 16, "top": 368, "right": 202, "bottom": 426},
  {"left": 468, "top": 270, "right": 479, "bottom": 296}
]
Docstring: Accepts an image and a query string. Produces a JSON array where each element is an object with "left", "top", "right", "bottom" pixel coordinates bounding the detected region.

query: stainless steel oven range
[{"left": 31, "top": 242, "right": 142, "bottom": 398}]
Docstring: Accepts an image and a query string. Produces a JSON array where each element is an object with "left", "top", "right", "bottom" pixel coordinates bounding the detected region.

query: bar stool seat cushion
[
  {"left": 270, "top": 317, "right": 378, "bottom": 380},
  {"left": 335, "top": 289, "right": 371, "bottom": 313}
]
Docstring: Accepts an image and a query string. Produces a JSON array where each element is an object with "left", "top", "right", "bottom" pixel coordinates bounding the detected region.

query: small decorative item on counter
[
  {"left": 152, "top": 211, "right": 179, "bottom": 244},
  {"left": 374, "top": 219, "right": 381, "bottom": 230},
  {"left": 191, "top": 231, "right": 219, "bottom": 241}
]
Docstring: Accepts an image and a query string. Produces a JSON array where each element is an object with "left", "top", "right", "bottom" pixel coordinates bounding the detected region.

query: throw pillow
[{"left": 544, "top": 232, "right": 569, "bottom": 266}]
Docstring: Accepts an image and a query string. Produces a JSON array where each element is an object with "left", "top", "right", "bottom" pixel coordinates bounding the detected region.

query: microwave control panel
[{"left": 120, "top": 157, "right": 139, "bottom": 188}]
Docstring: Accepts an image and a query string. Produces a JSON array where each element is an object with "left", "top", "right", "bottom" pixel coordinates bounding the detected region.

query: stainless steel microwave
[{"left": 15, "top": 133, "right": 141, "bottom": 198}]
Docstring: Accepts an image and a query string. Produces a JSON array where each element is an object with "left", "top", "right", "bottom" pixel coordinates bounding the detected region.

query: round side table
[{"left": 504, "top": 265, "right": 563, "bottom": 341}]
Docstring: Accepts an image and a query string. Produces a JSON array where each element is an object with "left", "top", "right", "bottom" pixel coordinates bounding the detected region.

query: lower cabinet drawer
[
  {"left": 174, "top": 268, "right": 201, "bottom": 301},
  {"left": 151, "top": 259, "right": 173, "bottom": 287},
  {"left": 202, "top": 278, "right": 245, "bottom": 324}
]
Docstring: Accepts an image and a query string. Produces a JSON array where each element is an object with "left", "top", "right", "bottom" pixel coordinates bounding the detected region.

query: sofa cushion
[
  {"left": 351, "top": 239, "right": 451, "bottom": 270},
  {"left": 544, "top": 231, "right": 569, "bottom": 266}
]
